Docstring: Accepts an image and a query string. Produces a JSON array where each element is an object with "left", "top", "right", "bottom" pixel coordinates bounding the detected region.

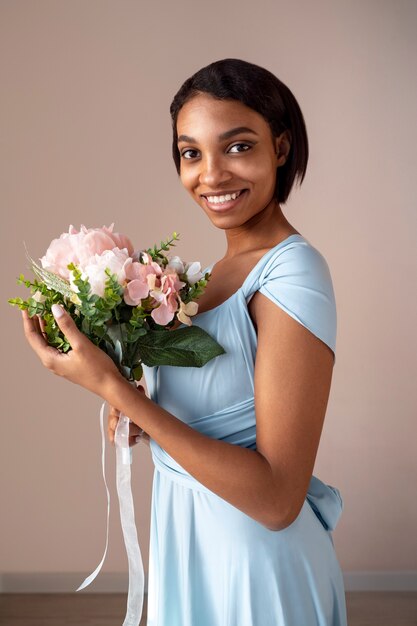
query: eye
[
  {"left": 228, "top": 143, "right": 252, "bottom": 153},
  {"left": 181, "top": 142, "right": 252, "bottom": 161},
  {"left": 180, "top": 149, "right": 198, "bottom": 160}
]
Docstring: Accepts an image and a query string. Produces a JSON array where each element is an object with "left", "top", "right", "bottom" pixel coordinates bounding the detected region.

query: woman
[{"left": 23, "top": 58, "right": 348, "bottom": 625}]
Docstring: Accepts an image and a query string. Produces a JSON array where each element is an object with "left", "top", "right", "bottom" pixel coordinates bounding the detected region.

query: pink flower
[
  {"left": 71, "top": 247, "right": 131, "bottom": 297},
  {"left": 40, "top": 223, "right": 134, "bottom": 280},
  {"left": 148, "top": 271, "right": 186, "bottom": 325},
  {"left": 123, "top": 258, "right": 163, "bottom": 306},
  {"left": 160, "top": 272, "right": 186, "bottom": 294}
]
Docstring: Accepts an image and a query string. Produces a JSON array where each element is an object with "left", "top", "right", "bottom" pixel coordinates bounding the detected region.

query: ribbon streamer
[
  {"left": 115, "top": 410, "right": 145, "bottom": 625},
  {"left": 76, "top": 400, "right": 144, "bottom": 626},
  {"left": 76, "top": 402, "right": 110, "bottom": 592}
]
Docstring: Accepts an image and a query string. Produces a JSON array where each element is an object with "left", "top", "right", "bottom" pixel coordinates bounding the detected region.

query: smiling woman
[
  {"left": 21, "top": 57, "right": 347, "bottom": 626},
  {"left": 137, "top": 58, "right": 346, "bottom": 625}
]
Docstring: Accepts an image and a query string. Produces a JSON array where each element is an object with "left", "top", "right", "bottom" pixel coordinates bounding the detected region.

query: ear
[{"left": 275, "top": 130, "right": 291, "bottom": 167}]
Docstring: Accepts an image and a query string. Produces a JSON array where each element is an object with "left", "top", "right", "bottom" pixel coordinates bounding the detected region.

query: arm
[{"left": 22, "top": 297, "right": 334, "bottom": 531}]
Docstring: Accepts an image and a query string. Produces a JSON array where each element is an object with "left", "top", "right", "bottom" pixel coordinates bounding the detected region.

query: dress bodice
[{"left": 142, "top": 234, "right": 342, "bottom": 531}]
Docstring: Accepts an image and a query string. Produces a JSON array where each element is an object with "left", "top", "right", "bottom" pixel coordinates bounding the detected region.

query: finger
[
  {"left": 107, "top": 406, "right": 119, "bottom": 442},
  {"left": 38, "top": 315, "right": 48, "bottom": 337},
  {"left": 129, "top": 429, "right": 147, "bottom": 447},
  {"left": 51, "top": 304, "right": 83, "bottom": 349},
  {"left": 129, "top": 435, "right": 140, "bottom": 447},
  {"left": 107, "top": 416, "right": 119, "bottom": 443},
  {"left": 108, "top": 406, "right": 119, "bottom": 425},
  {"left": 128, "top": 425, "right": 143, "bottom": 439},
  {"left": 22, "top": 309, "right": 46, "bottom": 343},
  {"left": 108, "top": 416, "right": 119, "bottom": 430},
  {"left": 22, "top": 309, "right": 53, "bottom": 356},
  {"left": 34, "top": 314, "right": 49, "bottom": 344},
  {"left": 32, "top": 314, "right": 42, "bottom": 334}
]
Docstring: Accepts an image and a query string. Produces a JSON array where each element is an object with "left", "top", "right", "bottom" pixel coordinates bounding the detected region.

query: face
[{"left": 176, "top": 93, "right": 289, "bottom": 229}]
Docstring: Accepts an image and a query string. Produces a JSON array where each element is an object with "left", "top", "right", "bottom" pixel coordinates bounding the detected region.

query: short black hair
[{"left": 170, "top": 58, "right": 309, "bottom": 205}]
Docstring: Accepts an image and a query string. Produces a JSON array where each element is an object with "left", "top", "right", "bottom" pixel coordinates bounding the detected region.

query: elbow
[
  {"left": 262, "top": 502, "right": 303, "bottom": 532},
  {"left": 263, "top": 517, "right": 291, "bottom": 532}
]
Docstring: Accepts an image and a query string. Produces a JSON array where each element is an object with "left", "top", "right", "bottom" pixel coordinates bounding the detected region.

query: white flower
[
  {"left": 140, "top": 251, "right": 153, "bottom": 264},
  {"left": 167, "top": 255, "right": 185, "bottom": 275},
  {"left": 32, "top": 290, "right": 46, "bottom": 303},
  {"left": 70, "top": 247, "right": 130, "bottom": 297},
  {"left": 184, "top": 261, "right": 203, "bottom": 285}
]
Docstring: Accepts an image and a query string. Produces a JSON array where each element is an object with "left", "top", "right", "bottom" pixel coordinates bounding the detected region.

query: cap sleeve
[{"left": 257, "top": 240, "right": 337, "bottom": 362}]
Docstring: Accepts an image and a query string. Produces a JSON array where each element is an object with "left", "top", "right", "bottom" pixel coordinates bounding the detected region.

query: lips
[{"left": 202, "top": 189, "right": 248, "bottom": 212}]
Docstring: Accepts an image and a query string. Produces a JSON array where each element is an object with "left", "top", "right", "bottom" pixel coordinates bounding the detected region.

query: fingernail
[
  {"left": 52, "top": 304, "right": 65, "bottom": 318},
  {"left": 135, "top": 436, "right": 141, "bottom": 443}
]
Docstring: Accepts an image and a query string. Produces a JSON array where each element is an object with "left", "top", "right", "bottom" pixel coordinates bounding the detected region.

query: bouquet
[
  {"left": 9, "top": 223, "right": 225, "bottom": 379},
  {"left": 9, "top": 224, "right": 225, "bottom": 626}
]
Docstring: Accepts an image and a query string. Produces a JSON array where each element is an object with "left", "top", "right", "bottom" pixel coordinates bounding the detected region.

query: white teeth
[{"left": 206, "top": 190, "right": 242, "bottom": 203}]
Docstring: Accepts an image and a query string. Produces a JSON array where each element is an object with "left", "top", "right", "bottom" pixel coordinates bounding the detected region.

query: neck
[{"left": 223, "top": 199, "right": 295, "bottom": 258}]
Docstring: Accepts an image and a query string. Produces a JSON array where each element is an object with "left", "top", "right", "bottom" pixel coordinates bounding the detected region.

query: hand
[
  {"left": 108, "top": 384, "right": 150, "bottom": 447},
  {"left": 21, "top": 305, "right": 122, "bottom": 399}
]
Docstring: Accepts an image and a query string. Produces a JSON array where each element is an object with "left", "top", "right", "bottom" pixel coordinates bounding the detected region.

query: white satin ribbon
[
  {"left": 76, "top": 400, "right": 144, "bottom": 626},
  {"left": 115, "top": 410, "right": 145, "bottom": 625},
  {"left": 76, "top": 402, "right": 110, "bottom": 592}
]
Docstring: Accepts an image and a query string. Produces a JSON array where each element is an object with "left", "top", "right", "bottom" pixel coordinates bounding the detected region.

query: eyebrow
[{"left": 177, "top": 126, "right": 258, "bottom": 144}]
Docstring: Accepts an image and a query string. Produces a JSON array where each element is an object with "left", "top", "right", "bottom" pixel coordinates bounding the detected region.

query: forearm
[{"left": 104, "top": 374, "right": 288, "bottom": 530}]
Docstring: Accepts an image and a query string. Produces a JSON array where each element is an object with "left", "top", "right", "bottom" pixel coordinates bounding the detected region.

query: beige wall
[{"left": 1, "top": 0, "right": 416, "bottom": 591}]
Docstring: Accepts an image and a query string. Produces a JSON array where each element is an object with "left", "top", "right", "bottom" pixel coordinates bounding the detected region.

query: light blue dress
[{"left": 142, "top": 234, "right": 347, "bottom": 626}]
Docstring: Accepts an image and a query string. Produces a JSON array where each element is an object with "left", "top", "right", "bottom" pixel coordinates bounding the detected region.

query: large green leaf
[{"left": 133, "top": 326, "right": 226, "bottom": 368}]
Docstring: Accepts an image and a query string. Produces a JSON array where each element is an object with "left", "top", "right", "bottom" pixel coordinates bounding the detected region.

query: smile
[
  {"left": 204, "top": 190, "right": 244, "bottom": 203},
  {"left": 202, "top": 189, "right": 248, "bottom": 212}
]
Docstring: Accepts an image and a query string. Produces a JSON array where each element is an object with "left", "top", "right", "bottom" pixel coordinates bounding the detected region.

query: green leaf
[
  {"left": 132, "top": 364, "right": 143, "bottom": 380},
  {"left": 81, "top": 317, "right": 91, "bottom": 334},
  {"left": 132, "top": 326, "right": 226, "bottom": 368},
  {"left": 127, "top": 327, "right": 147, "bottom": 342},
  {"left": 145, "top": 233, "right": 180, "bottom": 263},
  {"left": 8, "top": 297, "right": 26, "bottom": 309}
]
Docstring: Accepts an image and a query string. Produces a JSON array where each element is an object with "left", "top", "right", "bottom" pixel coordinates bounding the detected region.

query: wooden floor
[{"left": 0, "top": 592, "right": 416, "bottom": 625}]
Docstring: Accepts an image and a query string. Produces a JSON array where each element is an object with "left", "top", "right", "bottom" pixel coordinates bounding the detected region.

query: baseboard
[
  {"left": 342, "top": 570, "right": 417, "bottom": 591},
  {"left": 0, "top": 572, "right": 148, "bottom": 594},
  {"left": 1, "top": 571, "right": 416, "bottom": 593}
]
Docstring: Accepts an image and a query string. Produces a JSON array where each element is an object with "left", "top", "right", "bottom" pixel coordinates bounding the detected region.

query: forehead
[{"left": 177, "top": 93, "right": 267, "bottom": 135}]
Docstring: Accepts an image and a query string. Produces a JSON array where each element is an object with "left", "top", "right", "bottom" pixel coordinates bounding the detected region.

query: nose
[{"left": 198, "top": 154, "right": 232, "bottom": 188}]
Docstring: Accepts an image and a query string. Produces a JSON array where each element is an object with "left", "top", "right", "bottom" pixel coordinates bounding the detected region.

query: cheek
[
  {"left": 244, "top": 161, "right": 276, "bottom": 189},
  {"left": 239, "top": 150, "right": 275, "bottom": 177},
  {"left": 179, "top": 169, "right": 193, "bottom": 191}
]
